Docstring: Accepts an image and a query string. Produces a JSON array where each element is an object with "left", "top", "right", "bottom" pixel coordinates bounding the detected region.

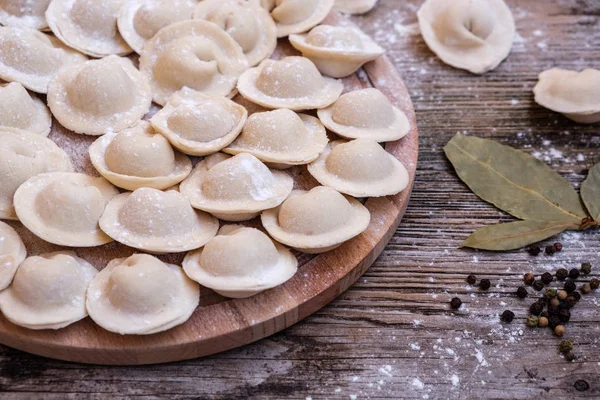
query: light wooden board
[{"left": 0, "top": 11, "right": 419, "bottom": 365}]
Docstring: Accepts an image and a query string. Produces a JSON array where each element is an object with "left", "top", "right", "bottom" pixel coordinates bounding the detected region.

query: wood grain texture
[{"left": 1, "top": 0, "right": 599, "bottom": 398}]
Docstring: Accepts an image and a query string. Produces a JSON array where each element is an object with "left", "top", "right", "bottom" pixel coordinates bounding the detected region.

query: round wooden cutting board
[{"left": 0, "top": 12, "right": 419, "bottom": 365}]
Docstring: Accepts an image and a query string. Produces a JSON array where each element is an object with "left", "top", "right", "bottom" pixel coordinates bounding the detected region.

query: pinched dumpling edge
[
  {"left": 317, "top": 89, "right": 410, "bottom": 141},
  {"left": 307, "top": 140, "right": 409, "bottom": 197},
  {"left": 237, "top": 57, "right": 344, "bottom": 111},
  {"left": 0, "top": 221, "right": 27, "bottom": 291},
  {"left": 261, "top": 188, "right": 371, "bottom": 253},
  {"left": 0, "top": 251, "right": 97, "bottom": 330},
  {"left": 0, "top": 82, "right": 52, "bottom": 136},
  {"left": 150, "top": 88, "right": 248, "bottom": 156},
  {"left": 533, "top": 68, "right": 600, "bottom": 124},
  {"left": 224, "top": 113, "right": 329, "bottom": 168},
  {"left": 13, "top": 172, "right": 119, "bottom": 247},
  {"left": 99, "top": 189, "right": 219, "bottom": 254},
  {"left": 333, "top": 0, "right": 378, "bottom": 14},
  {"left": 89, "top": 124, "right": 193, "bottom": 191},
  {"left": 86, "top": 255, "right": 200, "bottom": 335},
  {"left": 0, "top": 1, "right": 50, "bottom": 31},
  {"left": 182, "top": 225, "right": 298, "bottom": 298},
  {"left": 289, "top": 25, "right": 385, "bottom": 78},
  {"left": 272, "top": 0, "right": 335, "bottom": 38}
]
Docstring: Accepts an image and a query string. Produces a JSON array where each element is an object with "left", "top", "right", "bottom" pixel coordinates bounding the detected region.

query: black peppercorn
[
  {"left": 565, "top": 296, "right": 577, "bottom": 308},
  {"left": 554, "top": 325, "right": 565, "bottom": 337},
  {"left": 569, "top": 268, "right": 580, "bottom": 280},
  {"left": 532, "top": 280, "right": 544, "bottom": 291},
  {"left": 564, "top": 279, "right": 576, "bottom": 293},
  {"left": 515, "top": 286, "right": 527, "bottom": 299},
  {"left": 450, "top": 297, "right": 462, "bottom": 309},
  {"left": 500, "top": 310, "right": 515, "bottom": 323},
  {"left": 574, "top": 379, "right": 589, "bottom": 391},
  {"left": 572, "top": 291, "right": 581, "bottom": 301},
  {"left": 548, "top": 315, "right": 561, "bottom": 329},
  {"left": 541, "top": 272, "right": 553, "bottom": 285},
  {"left": 545, "top": 245, "right": 556, "bottom": 255},
  {"left": 466, "top": 274, "right": 477, "bottom": 285},
  {"left": 590, "top": 278, "right": 599, "bottom": 290},
  {"left": 554, "top": 242, "right": 563, "bottom": 251},
  {"left": 556, "top": 268, "right": 568, "bottom": 281},
  {"left": 581, "top": 283, "right": 591, "bottom": 294},
  {"left": 527, "top": 245, "right": 541, "bottom": 256},
  {"left": 558, "top": 309, "right": 570, "bottom": 323},
  {"left": 558, "top": 340, "right": 573, "bottom": 353},
  {"left": 540, "top": 311, "right": 549, "bottom": 318},
  {"left": 479, "top": 279, "right": 491, "bottom": 290},
  {"left": 529, "top": 302, "right": 543, "bottom": 315},
  {"left": 548, "top": 304, "right": 559, "bottom": 316},
  {"left": 523, "top": 273, "right": 535, "bottom": 285},
  {"left": 580, "top": 262, "right": 592, "bottom": 275},
  {"left": 564, "top": 351, "right": 576, "bottom": 362}
]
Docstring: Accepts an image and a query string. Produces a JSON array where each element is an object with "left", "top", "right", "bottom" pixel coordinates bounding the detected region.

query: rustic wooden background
[{"left": 1, "top": 0, "right": 599, "bottom": 398}]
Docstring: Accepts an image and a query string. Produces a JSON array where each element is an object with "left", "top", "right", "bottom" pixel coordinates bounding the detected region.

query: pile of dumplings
[{"left": 0, "top": 0, "right": 410, "bottom": 335}]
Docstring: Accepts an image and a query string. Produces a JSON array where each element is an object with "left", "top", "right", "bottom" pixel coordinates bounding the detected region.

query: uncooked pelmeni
[
  {"left": 150, "top": 87, "right": 247, "bottom": 156},
  {"left": 317, "top": 88, "right": 409, "bottom": 141},
  {"left": 86, "top": 254, "right": 200, "bottom": 335},
  {"left": 417, "top": 0, "right": 515, "bottom": 74},
  {"left": 269, "top": 0, "right": 334, "bottom": 38},
  {"left": 193, "top": 0, "right": 276, "bottom": 66},
  {"left": 180, "top": 152, "right": 293, "bottom": 221},
  {"left": 183, "top": 225, "right": 298, "bottom": 298},
  {"left": 262, "top": 186, "right": 370, "bottom": 253},
  {"left": 333, "top": 0, "right": 377, "bottom": 14},
  {"left": 0, "top": 26, "right": 87, "bottom": 93},
  {"left": 0, "top": 0, "right": 51, "bottom": 30},
  {"left": 14, "top": 172, "right": 119, "bottom": 247},
  {"left": 0, "top": 251, "right": 97, "bottom": 330},
  {"left": 308, "top": 139, "right": 409, "bottom": 197},
  {"left": 237, "top": 56, "right": 343, "bottom": 110},
  {"left": 224, "top": 108, "right": 328, "bottom": 169},
  {"left": 139, "top": 20, "right": 248, "bottom": 105},
  {"left": 46, "top": 0, "right": 132, "bottom": 57},
  {"left": 533, "top": 68, "right": 600, "bottom": 124},
  {"left": 0, "top": 221, "right": 27, "bottom": 291},
  {"left": 0, "top": 128, "right": 73, "bottom": 220},
  {"left": 0, "top": 82, "right": 52, "bottom": 136},
  {"left": 89, "top": 121, "right": 192, "bottom": 191},
  {"left": 47, "top": 55, "right": 152, "bottom": 136},
  {"left": 118, "top": 0, "right": 197, "bottom": 54},
  {"left": 100, "top": 187, "right": 219, "bottom": 254},
  {"left": 289, "top": 25, "right": 384, "bottom": 78}
]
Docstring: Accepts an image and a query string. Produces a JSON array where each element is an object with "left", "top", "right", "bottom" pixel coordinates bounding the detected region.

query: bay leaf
[
  {"left": 581, "top": 163, "right": 600, "bottom": 222},
  {"left": 460, "top": 220, "right": 577, "bottom": 251},
  {"left": 444, "top": 134, "right": 587, "bottom": 224}
]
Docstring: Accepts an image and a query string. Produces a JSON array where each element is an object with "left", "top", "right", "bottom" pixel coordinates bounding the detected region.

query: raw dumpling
[
  {"left": 100, "top": 187, "right": 219, "bottom": 253},
  {"left": 317, "top": 88, "right": 409, "bottom": 141},
  {"left": 417, "top": 0, "right": 515, "bottom": 74},
  {"left": 47, "top": 55, "right": 152, "bottom": 136},
  {"left": 180, "top": 153, "right": 293, "bottom": 221},
  {"left": 46, "top": 0, "right": 132, "bottom": 57},
  {"left": 262, "top": 186, "right": 370, "bottom": 253},
  {"left": 0, "top": 221, "right": 27, "bottom": 291},
  {"left": 289, "top": 25, "right": 384, "bottom": 78},
  {"left": 224, "top": 108, "right": 328, "bottom": 168},
  {"left": 150, "top": 87, "right": 247, "bottom": 156},
  {"left": 89, "top": 121, "right": 192, "bottom": 190},
  {"left": 183, "top": 225, "right": 297, "bottom": 298},
  {"left": 237, "top": 56, "right": 343, "bottom": 110},
  {"left": 270, "top": 0, "right": 334, "bottom": 38},
  {"left": 333, "top": 0, "right": 377, "bottom": 14},
  {"left": 86, "top": 254, "right": 200, "bottom": 335},
  {"left": 0, "top": 251, "right": 97, "bottom": 330},
  {"left": 533, "top": 68, "right": 600, "bottom": 124},
  {"left": 0, "top": 128, "right": 73, "bottom": 220},
  {"left": 118, "top": 0, "right": 197, "bottom": 54},
  {"left": 0, "top": 82, "right": 52, "bottom": 136},
  {"left": 193, "top": 0, "right": 276, "bottom": 66},
  {"left": 308, "top": 139, "right": 409, "bottom": 197},
  {"left": 0, "top": 26, "right": 87, "bottom": 93},
  {"left": 139, "top": 20, "right": 248, "bottom": 106},
  {"left": 0, "top": 0, "right": 51, "bottom": 30},
  {"left": 14, "top": 172, "right": 119, "bottom": 247}
]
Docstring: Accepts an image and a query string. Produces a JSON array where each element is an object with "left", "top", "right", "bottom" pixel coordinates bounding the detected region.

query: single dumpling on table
[{"left": 0, "top": 82, "right": 52, "bottom": 136}]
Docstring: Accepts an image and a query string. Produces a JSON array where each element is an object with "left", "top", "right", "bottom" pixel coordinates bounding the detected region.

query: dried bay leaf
[
  {"left": 581, "top": 163, "right": 600, "bottom": 222},
  {"left": 444, "top": 134, "right": 587, "bottom": 225},
  {"left": 461, "top": 220, "right": 577, "bottom": 251}
]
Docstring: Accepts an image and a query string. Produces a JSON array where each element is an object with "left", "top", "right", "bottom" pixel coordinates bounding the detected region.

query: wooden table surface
[{"left": 1, "top": 0, "right": 599, "bottom": 398}]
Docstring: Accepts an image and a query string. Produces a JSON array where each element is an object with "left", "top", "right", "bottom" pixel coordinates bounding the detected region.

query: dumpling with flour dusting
[
  {"left": 180, "top": 153, "right": 293, "bottom": 221},
  {"left": 0, "top": 82, "right": 52, "bottom": 136},
  {"left": 0, "top": 0, "right": 51, "bottom": 30},
  {"left": 0, "top": 221, "right": 27, "bottom": 291}
]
